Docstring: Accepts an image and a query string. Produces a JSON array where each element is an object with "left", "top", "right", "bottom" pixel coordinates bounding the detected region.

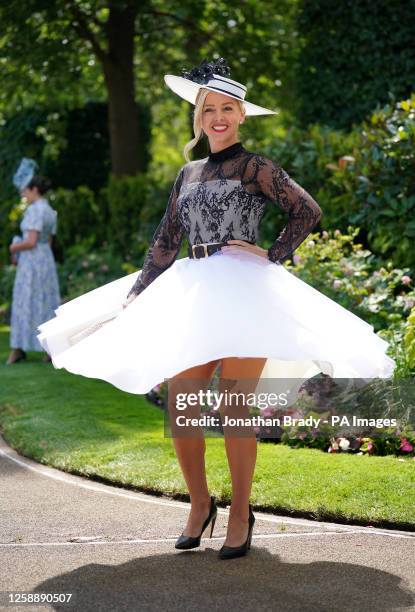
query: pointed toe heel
[
  {"left": 219, "top": 504, "right": 255, "bottom": 560},
  {"left": 175, "top": 496, "right": 217, "bottom": 550}
]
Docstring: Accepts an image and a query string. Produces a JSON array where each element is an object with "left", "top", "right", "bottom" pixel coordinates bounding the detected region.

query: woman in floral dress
[{"left": 7, "top": 176, "right": 61, "bottom": 365}]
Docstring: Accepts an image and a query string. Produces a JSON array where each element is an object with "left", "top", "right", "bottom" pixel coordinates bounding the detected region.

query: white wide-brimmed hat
[{"left": 164, "top": 57, "right": 278, "bottom": 117}]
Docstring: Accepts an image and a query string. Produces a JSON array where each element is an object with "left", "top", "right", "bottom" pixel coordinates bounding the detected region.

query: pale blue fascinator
[{"left": 13, "top": 157, "right": 38, "bottom": 191}]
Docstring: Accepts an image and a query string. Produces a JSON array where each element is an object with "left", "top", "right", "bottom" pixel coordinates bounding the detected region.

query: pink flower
[
  {"left": 261, "top": 406, "right": 276, "bottom": 417},
  {"left": 293, "top": 254, "right": 303, "bottom": 264},
  {"left": 332, "top": 279, "right": 342, "bottom": 289},
  {"left": 400, "top": 438, "right": 414, "bottom": 453},
  {"left": 334, "top": 229, "right": 341, "bottom": 236},
  {"left": 367, "top": 442, "right": 374, "bottom": 454},
  {"left": 101, "top": 264, "right": 109, "bottom": 273},
  {"left": 401, "top": 275, "right": 411, "bottom": 285},
  {"left": 288, "top": 409, "right": 304, "bottom": 420}
]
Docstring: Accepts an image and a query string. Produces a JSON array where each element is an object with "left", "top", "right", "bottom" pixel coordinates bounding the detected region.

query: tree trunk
[{"left": 103, "top": 4, "right": 140, "bottom": 177}]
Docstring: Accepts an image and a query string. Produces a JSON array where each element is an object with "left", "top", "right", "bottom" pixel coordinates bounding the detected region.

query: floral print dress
[{"left": 10, "top": 198, "right": 61, "bottom": 351}]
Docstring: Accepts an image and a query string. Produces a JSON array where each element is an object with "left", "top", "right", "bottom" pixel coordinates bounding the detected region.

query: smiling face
[{"left": 201, "top": 91, "right": 246, "bottom": 151}]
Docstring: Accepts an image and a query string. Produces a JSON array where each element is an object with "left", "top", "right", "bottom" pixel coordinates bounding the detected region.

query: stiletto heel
[
  {"left": 210, "top": 514, "right": 216, "bottom": 538},
  {"left": 175, "top": 496, "right": 217, "bottom": 550},
  {"left": 218, "top": 503, "right": 255, "bottom": 560},
  {"left": 247, "top": 529, "right": 253, "bottom": 550}
]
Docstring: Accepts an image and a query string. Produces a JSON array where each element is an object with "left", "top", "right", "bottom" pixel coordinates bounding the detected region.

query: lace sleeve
[
  {"left": 254, "top": 156, "right": 323, "bottom": 264},
  {"left": 126, "top": 167, "right": 185, "bottom": 299}
]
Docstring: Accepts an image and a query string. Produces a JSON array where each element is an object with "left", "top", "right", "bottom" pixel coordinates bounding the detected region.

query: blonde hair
[{"left": 183, "top": 88, "right": 246, "bottom": 163}]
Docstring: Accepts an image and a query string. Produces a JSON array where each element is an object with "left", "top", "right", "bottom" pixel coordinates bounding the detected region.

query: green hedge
[{"left": 295, "top": 0, "right": 415, "bottom": 129}]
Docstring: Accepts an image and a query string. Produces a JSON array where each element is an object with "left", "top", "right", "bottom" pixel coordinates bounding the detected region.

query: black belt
[
  {"left": 188, "top": 240, "right": 256, "bottom": 259},
  {"left": 188, "top": 242, "right": 228, "bottom": 259}
]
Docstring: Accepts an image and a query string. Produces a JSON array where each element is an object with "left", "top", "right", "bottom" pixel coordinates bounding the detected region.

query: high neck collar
[{"left": 208, "top": 141, "right": 244, "bottom": 163}]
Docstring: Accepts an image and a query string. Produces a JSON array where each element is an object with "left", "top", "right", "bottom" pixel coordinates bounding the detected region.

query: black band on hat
[{"left": 204, "top": 85, "right": 244, "bottom": 101}]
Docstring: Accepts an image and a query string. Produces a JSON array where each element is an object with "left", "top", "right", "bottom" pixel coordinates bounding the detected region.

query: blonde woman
[{"left": 37, "top": 58, "right": 395, "bottom": 560}]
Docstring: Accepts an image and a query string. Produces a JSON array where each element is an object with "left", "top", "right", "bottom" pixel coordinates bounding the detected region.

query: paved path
[{"left": 0, "top": 434, "right": 414, "bottom": 612}]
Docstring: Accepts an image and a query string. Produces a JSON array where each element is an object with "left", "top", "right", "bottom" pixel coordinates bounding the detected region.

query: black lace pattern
[{"left": 126, "top": 142, "right": 322, "bottom": 299}]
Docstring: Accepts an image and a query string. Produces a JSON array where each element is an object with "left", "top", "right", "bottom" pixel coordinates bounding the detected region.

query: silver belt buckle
[{"left": 192, "top": 243, "right": 209, "bottom": 258}]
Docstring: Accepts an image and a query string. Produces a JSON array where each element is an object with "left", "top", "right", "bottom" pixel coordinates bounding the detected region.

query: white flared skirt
[{"left": 37, "top": 249, "right": 396, "bottom": 403}]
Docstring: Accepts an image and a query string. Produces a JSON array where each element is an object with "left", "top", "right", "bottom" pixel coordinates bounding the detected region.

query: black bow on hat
[{"left": 181, "top": 57, "right": 231, "bottom": 84}]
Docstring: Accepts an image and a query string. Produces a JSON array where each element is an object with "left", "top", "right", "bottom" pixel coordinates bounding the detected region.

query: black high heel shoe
[
  {"left": 6, "top": 349, "right": 26, "bottom": 365},
  {"left": 218, "top": 504, "right": 255, "bottom": 560},
  {"left": 175, "top": 496, "right": 217, "bottom": 550}
]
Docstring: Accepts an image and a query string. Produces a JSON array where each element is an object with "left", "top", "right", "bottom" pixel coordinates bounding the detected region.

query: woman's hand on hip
[{"left": 222, "top": 239, "right": 268, "bottom": 258}]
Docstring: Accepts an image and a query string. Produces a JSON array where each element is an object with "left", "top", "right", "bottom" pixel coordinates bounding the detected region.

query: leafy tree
[{"left": 0, "top": 0, "right": 297, "bottom": 174}]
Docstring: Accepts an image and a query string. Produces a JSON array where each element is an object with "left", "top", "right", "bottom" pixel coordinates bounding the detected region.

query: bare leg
[
  {"left": 167, "top": 359, "right": 220, "bottom": 537},
  {"left": 219, "top": 356, "right": 267, "bottom": 547}
]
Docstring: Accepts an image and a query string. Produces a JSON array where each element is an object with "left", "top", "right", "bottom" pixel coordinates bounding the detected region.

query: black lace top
[{"left": 126, "top": 141, "right": 323, "bottom": 299}]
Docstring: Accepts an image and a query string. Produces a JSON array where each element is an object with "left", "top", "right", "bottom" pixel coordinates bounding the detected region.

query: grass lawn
[{"left": 0, "top": 324, "right": 413, "bottom": 530}]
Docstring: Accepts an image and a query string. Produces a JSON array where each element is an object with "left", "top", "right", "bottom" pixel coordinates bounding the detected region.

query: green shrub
[
  {"left": 114, "top": 169, "right": 190, "bottom": 266},
  {"left": 285, "top": 227, "right": 415, "bottom": 332},
  {"left": 349, "top": 94, "right": 415, "bottom": 267},
  {"left": 282, "top": 226, "right": 415, "bottom": 376},
  {"left": 261, "top": 94, "right": 415, "bottom": 269},
  {"left": 0, "top": 264, "right": 16, "bottom": 323},
  {"left": 102, "top": 173, "right": 150, "bottom": 257},
  {"left": 57, "top": 239, "right": 126, "bottom": 302},
  {"left": 49, "top": 186, "right": 105, "bottom": 261}
]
